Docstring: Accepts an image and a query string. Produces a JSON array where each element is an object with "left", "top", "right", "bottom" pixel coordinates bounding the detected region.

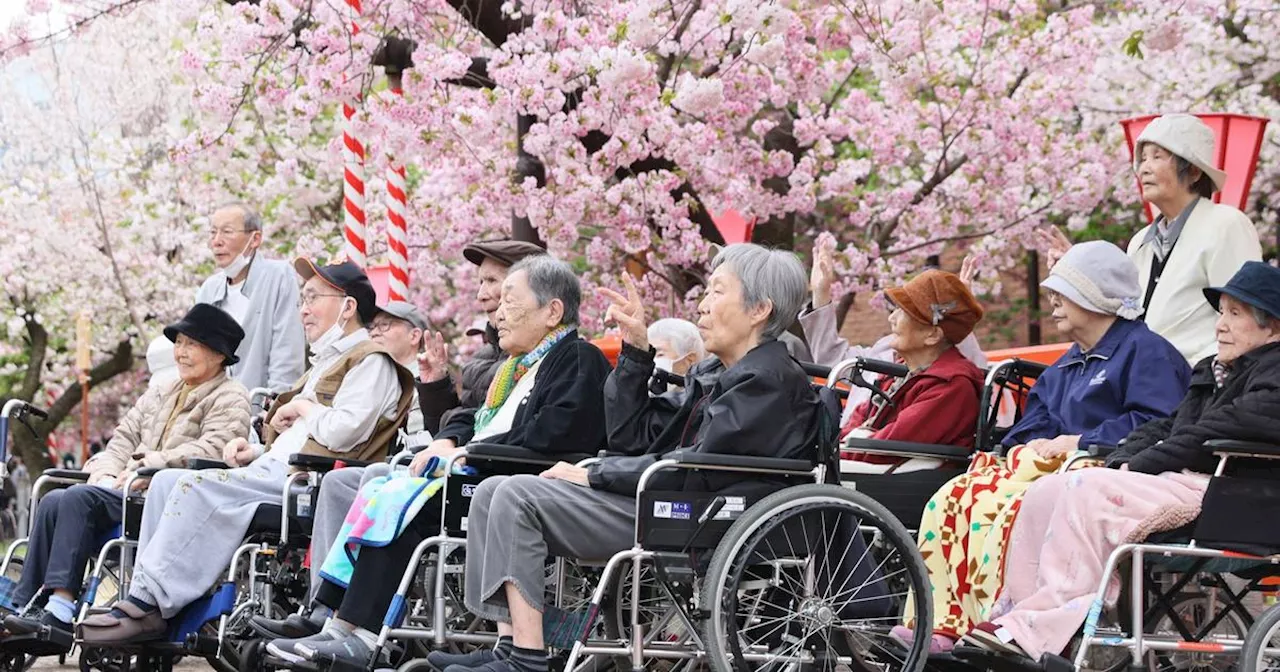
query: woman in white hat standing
[{"left": 1126, "top": 113, "right": 1262, "bottom": 364}]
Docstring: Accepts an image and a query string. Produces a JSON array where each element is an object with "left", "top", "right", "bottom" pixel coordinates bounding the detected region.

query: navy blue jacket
[{"left": 1002, "top": 319, "right": 1191, "bottom": 449}]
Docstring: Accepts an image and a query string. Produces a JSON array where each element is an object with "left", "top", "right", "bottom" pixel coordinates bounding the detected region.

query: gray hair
[
  {"left": 1174, "top": 156, "right": 1217, "bottom": 199},
  {"left": 1250, "top": 305, "right": 1280, "bottom": 330},
  {"left": 709, "top": 243, "right": 807, "bottom": 340},
  {"left": 648, "top": 318, "right": 706, "bottom": 361},
  {"left": 216, "top": 202, "right": 262, "bottom": 232},
  {"left": 509, "top": 255, "right": 581, "bottom": 327}
]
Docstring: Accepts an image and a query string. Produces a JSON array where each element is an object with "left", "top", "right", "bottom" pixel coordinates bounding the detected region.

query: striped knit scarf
[{"left": 473, "top": 325, "right": 574, "bottom": 435}]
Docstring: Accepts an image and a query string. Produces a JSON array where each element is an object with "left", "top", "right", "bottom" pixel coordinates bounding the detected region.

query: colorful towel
[
  {"left": 907, "top": 444, "right": 1067, "bottom": 639},
  {"left": 318, "top": 457, "right": 470, "bottom": 588},
  {"left": 992, "top": 468, "right": 1208, "bottom": 659}
]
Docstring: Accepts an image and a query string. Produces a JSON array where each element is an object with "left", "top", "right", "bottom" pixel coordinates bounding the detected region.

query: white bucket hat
[
  {"left": 1041, "top": 241, "right": 1144, "bottom": 320},
  {"left": 1133, "top": 113, "right": 1228, "bottom": 193}
]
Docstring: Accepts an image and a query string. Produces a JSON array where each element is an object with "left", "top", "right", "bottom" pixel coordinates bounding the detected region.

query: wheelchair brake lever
[{"left": 679, "top": 496, "right": 727, "bottom": 556}]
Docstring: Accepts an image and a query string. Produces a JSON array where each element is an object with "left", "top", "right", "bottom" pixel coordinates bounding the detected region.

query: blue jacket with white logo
[{"left": 1002, "top": 319, "right": 1191, "bottom": 449}]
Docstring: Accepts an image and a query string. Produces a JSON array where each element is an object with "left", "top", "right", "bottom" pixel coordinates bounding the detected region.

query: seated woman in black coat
[
  {"left": 963, "top": 261, "right": 1280, "bottom": 661},
  {"left": 261, "top": 255, "right": 612, "bottom": 665},
  {"left": 426, "top": 243, "right": 827, "bottom": 672}
]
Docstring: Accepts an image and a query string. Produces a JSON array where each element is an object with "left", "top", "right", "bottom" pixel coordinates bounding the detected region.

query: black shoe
[
  {"left": 249, "top": 613, "right": 323, "bottom": 640},
  {"left": 426, "top": 648, "right": 499, "bottom": 671},
  {"left": 4, "top": 610, "right": 72, "bottom": 637}
]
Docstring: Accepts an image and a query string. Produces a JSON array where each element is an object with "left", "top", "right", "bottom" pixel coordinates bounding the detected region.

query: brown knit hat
[{"left": 884, "top": 269, "right": 984, "bottom": 344}]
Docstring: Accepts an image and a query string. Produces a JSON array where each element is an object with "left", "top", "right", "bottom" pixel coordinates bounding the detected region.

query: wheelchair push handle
[{"left": 0, "top": 400, "right": 50, "bottom": 477}]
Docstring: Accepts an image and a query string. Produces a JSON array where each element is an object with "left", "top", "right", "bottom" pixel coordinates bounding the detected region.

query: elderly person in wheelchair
[
  {"left": 2, "top": 305, "right": 251, "bottom": 643},
  {"left": 425, "top": 243, "right": 825, "bottom": 672},
  {"left": 260, "top": 255, "right": 612, "bottom": 666},
  {"left": 79, "top": 259, "right": 416, "bottom": 645},
  {"left": 898, "top": 241, "right": 1192, "bottom": 654},
  {"left": 961, "top": 260, "right": 1280, "bottom": 661},
  {"left": 840, "top": 269, "right": 986, "bottom": 474}
]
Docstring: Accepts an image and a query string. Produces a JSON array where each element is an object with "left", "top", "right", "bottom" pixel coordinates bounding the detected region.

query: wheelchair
[
  {"left": 245, "top": 442, "right": 603, "bottom": 672},
  {"left": 934, "top": 439, "right": 1280, "bottom": 672},
  {"left": 835, "top": 357, "right": 1047, "bottom": 529},
  {"left": 75, "top": 388, "right": 381, "bottom": 672}
]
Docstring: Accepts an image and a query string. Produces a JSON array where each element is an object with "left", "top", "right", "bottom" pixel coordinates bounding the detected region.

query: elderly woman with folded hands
[{"left": 3, "top": 305, "right": 250, "bottom": 642}]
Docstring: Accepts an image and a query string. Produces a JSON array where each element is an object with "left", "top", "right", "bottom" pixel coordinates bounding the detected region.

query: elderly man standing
[
  {"left": 247, "top": 239, "right": 543, "bottom": 643},
  {"left": 79, "top": 260, "right": 416, "bottom": 644},
  {"left": 195, "top": 203, "right": 306, "bottom": 393}
]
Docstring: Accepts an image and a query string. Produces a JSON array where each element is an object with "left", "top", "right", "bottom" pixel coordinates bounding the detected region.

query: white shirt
[
  {"left": 223, "top": 280, "right": 251, "bottom": 325},
  {"left": 259, "top": 329, "right": 402, "bottom": 463}
]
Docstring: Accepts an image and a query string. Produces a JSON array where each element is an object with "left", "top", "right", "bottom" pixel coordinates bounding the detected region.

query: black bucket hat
[
  {"left": 1204, "top": 261, "right": 1280, "bottom": 320},
  {"left": 294, "top": 258, "right": 379, "bottom": 324},
  {"left": 163, "top": 304, "right": 246, "bottom": 366}
]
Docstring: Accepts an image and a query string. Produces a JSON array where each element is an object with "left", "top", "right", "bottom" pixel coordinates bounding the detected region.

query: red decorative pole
[{"left": 341, "top": 0, "right": 367, "bottom": 267}]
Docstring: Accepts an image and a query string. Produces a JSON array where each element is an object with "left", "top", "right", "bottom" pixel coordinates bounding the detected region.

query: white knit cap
[
  {"left": 1133, "top": 113, "right": 1228, "bottom": 192},
  {"left": 146, "top": 334, "right": 179, "bottom": 390},
  {"left": 1040, "top": 241, "right": 1144, "bottom": 320}
]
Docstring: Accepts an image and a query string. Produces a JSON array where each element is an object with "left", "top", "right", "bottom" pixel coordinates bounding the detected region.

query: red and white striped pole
[
  {"left": 385, "top": 158, "right": 409, "bottom": 299},
  {"left": 341, "top": 0, "right": 367, "bottom": 267}
]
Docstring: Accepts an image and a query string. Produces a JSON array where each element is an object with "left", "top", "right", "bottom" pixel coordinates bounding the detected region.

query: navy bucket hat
[{"left": 1204, "top": 261, "right": 1280, "bottom": 321}]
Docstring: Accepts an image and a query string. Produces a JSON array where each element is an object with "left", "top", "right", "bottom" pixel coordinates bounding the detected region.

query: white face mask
[
  {"left": 220, "top": 237, "right": 256, "bottom": 281},
  {"left": 310, "top": 298, "right": 355, "bottom": 359},
  {"left": 654, "top": 356, "right": 676, "bottom": 373}
]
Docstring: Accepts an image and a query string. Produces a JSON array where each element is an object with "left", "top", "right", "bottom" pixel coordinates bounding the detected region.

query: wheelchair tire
[
  {"left": 699, "top": 483, "right": 931, "bottom": 672},
  {"left": 1240, "top": 602, "right": 1280, "bottom": 672}
]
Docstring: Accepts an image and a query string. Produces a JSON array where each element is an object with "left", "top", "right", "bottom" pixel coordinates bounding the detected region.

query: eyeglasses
[
  {"left": 208, "top": 227, "right": 251, "bottom": 240},
  {"left": 368, "top": 320, "right": 401, "bottom": 335},
  {"left": 297, "top": 292, "right": 346, "bottom": 308}
]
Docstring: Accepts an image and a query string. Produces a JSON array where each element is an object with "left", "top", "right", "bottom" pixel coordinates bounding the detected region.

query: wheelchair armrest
[
  {"left": 1086, "top": 444, "right": 1119, "bottom": 457},
  {"left": 463, "top": 442, "right": 593, "bottom": 467},
  {"left": 1206, "top": 439, "right": 1280, "bottom": 460},
  {"left": 841, "top": 438, "right": 971, "bottom": 461},
  {"left": 135, "top": 467, "right": 163, "bottom": 477},
  {"left": 665, "top": 450, "right": 814, "bottom": 475},
  {"left": 287, "top": 453, "right": 374, "bottom": 471},
  {"left": 42, "top": 469, "right": 91, "bottom": 481},
  {"left": 187, "top": 458, "right": 232, "bottom": 470}
]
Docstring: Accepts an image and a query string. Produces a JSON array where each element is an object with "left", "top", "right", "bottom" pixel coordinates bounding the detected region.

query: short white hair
[{"left": 648, "top": 318, "right": 706, "bottom": 361}]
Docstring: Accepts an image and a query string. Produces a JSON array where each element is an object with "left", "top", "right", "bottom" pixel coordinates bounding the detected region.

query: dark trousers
[
  {"left": 16, "top": 484, "right": 123, "bottom": 605},
  {"left": 314, "top": 498, "right": 441, "bottom": 633}
]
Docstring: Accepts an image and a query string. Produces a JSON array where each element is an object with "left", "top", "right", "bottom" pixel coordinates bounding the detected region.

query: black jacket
[
  {"left": 1108, "top": 341, "right": 1280, "bottom": 476},
  {"left": 415, "top": 322, "right": 503, "bottom": 434},
  {"left": 588, "top": 340, "right": 826, "bottom": 497},
  {"left": 435, "top": 332, "right": 611, "bottom": 456}
]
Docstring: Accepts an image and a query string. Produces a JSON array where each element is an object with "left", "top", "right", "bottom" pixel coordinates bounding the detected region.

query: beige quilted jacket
[{"left": 85, "top": 371, "right": 251, "bottom": 481}]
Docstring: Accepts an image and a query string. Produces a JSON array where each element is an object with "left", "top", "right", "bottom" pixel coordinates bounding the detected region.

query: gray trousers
[
  {"left": 131, "top": 459, "right": 289, "bottom": 618},
  {"left": 307, "top": 464, "right": 391, "bottom": 599},
  {"left": 463, "top": 475, "right": 635, "bottom": 623}
]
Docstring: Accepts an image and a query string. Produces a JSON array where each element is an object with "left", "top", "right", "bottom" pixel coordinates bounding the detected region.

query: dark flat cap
[{"left": 463, "top": 239, "right": 545, "bottom": 268}]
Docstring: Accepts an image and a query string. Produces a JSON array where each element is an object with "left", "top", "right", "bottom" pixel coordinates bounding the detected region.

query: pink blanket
[{"left": 990, "top": 467, "right": 1209, "bottom": 660}]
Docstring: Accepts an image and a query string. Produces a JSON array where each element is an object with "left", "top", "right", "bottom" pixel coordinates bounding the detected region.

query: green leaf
[{"left": 1122, "top": 30, "right": 1145, "bottom": 59}]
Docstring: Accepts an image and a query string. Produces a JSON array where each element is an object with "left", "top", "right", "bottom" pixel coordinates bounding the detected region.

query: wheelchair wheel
[
  {"left": 700, "top": 484, "right": 931, "bottom": 672},
  {"left": 602, "top": 561, "right": 701, "bottom": 671},
  {"left": 0, "top": 652, "right": 30, "bottom": 672},
  {"left": 1242, "top": 602, "right": 1280, "bottom": 672},
  {"left": 1144, "top": 592, "right": 1249, "bottom": 672}
]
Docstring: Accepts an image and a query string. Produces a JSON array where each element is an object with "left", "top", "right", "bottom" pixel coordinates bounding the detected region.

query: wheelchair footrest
[
  {"left": 950, "top": 646, "right": 1042, "bottom": 672},
  {"left": 0, "top": 626, "right": 74, "bottom": 655}
]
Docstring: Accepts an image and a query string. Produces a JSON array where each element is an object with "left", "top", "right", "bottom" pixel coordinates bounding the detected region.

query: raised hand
[
  {"left": 598, "top": 273, "right": 649, "bottom": 351},
  {"left": 959, "top": 254, "right": 978, "bottom": 290},
  {"left": 1034, "top": 227, "right": 1072, "bottom": 270},
  {"left": 417, "top": 331, "right": 449, "bottom": 383},
  {"left": 810, "top": 242, "right": 836, "bottom": 308}
]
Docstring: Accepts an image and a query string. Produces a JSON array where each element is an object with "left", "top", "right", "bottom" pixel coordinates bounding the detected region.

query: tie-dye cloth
[{"left": 318, "top": 456, "right": 471, "bottom": 588}]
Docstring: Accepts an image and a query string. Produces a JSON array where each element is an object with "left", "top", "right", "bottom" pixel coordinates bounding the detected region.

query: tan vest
[{"left": 264, "top": 340, "right": 416, "bottom": 463}]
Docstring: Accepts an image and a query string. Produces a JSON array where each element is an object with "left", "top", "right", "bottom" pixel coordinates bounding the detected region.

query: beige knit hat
[{"left": 1133, "top": 114, "right": 1227, "bottom": 193}]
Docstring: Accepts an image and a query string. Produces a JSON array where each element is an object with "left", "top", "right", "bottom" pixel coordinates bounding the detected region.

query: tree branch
[{"left": 18, "top": 315, "right": 47, "bottom": 402}]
